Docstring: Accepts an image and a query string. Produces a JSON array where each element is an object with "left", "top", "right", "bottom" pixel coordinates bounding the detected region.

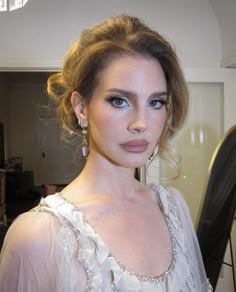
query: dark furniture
[
  {"left": 6, "top": 170, "right": 41, "bottom": 220},
  {"left": 0, "top": 169, "right": 41, "bottom": 251},
  {"left": 0, "top": 170, "right": 6, "bottom": 221}
]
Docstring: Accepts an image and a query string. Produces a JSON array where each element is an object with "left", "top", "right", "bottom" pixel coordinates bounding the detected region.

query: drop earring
[
  {"left": 82, "top": 127, "right": 88, "bottom": 157},
  {"left": 78, "top": 119, "right": 88, "bottom": 157},
  {"left": 78, "top": 118, "right": 83, "bottom": 128},
  {"left": 149, "top": 144, "right": 159, "bottom": 161}
]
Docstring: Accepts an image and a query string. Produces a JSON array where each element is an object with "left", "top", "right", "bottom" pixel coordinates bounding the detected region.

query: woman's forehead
[{"left": 94, "top": 55, "right": 167, "bottom": 92}]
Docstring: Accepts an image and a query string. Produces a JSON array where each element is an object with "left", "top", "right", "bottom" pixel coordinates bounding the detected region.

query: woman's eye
[
  {"left": 107, "top": 97, "right": 129, "bottom": 108},
  {"left": 149, "top": 99, "right": 167, "bottom": 109}
]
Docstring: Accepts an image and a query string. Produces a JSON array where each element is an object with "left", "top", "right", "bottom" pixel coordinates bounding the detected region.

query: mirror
[{"left": 197, "top": 124, "right": 236, "bottom": 290}]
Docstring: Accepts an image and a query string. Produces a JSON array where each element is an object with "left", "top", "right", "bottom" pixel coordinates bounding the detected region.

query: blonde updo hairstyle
[{"left": 47, "top": 14, "right": 189, "bottom": 165}]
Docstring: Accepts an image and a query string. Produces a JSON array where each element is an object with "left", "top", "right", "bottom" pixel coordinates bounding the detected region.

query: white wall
[
  {"left": 0, "top": 0, "right": 221, "bottom": 69},
  {"left": 209, "top": 0, "right": 236, "bottom": 67}
]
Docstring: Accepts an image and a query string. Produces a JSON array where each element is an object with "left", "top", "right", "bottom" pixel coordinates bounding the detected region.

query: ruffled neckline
[
  {"left": 43, "top": 184, "right": 177, "bottom": 282},
  {"left": 39, "top": 184, "right": 197, "bottom": 291}
]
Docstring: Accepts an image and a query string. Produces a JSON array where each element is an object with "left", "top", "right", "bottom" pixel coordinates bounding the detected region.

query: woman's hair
[{"left": 47, "top": 14, "right": 189, "bottom": 165}]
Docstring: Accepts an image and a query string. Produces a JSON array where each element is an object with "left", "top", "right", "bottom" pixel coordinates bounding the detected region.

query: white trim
[
  {"left": 0, "top": 59, "right": 62, "bottom": 72},
  {"left": 184, "top": 67, "right": 236, "bottom": 132},
  {"left": 184, "top": 67, "right": 235, "bottom": 82}
]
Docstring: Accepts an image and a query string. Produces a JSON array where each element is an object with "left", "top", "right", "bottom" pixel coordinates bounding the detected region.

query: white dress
[{"left": 0, "top": 185, "right": 212, "bottom": 291}]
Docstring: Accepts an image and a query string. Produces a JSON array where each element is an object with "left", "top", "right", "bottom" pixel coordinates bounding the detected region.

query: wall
[
  {"left": 0, "top": 0, "right": 221, "bottom": 69},
  {"left": 8, "top": 83, "right": 45, "bottom": 177},
  {"left": 209, "top": 0, "right": 236, "bottom": 67},
  {"left": 6, "top": 80, "right": 82, "bottom": 185}
]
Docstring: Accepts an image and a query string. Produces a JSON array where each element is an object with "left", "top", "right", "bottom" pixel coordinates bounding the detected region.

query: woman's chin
[{"left": 122, "top": 158, "right": 149, "bottom": 169}]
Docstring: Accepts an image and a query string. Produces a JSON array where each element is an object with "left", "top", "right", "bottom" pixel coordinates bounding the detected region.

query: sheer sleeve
[
  {"left": 0, "top": 210, "right": 87, "bottom": 292},
  {"left": 168, "top": 187, "right": 213, "bottom": 291}
]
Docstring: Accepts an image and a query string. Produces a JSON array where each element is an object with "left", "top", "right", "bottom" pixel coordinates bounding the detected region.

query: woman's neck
[
  {"left": 64, "top": 151, "right": 145, "bottom": 201},
  {"left": 81, "top": 154, "right": 140, "bottom": 198}
]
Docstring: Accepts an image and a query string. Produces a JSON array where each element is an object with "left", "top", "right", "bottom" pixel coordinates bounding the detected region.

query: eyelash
[
  {"left": 148, "top": 99, "right": 168, "bottom": 109},
  {"left": 107, "top": 96, "right": 168, "bottom": 109},
  {"left": 107, "top": 96, "right": 129, "bottom": 108}
]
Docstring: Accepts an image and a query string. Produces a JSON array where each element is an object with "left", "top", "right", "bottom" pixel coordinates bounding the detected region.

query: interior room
[
  {"left": 0, "top": 71, "right": 86, "bottom": 219},
  {"left": 0, "top": 0, "right": 236, "bottom": 291}
]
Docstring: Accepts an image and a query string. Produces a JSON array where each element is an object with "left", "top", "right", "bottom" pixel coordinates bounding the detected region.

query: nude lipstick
[{"left": 121, "top": 139, "right": 149, "bottom": 153}]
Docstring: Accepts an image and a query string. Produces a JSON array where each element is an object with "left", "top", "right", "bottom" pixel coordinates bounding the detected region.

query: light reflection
[
  {"left": 200, "top": 127, "right": 204, "bottom": 145},
  {"left": 0, "top": 0, "right": 29, "bottom": 12},
  {"left": 191, "top": 129, "right": 195, "bottom": 145}
]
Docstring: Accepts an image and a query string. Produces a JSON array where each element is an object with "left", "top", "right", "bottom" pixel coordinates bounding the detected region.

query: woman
[{"left": 0, "top": 15, "right": 212, "bottom": 291}]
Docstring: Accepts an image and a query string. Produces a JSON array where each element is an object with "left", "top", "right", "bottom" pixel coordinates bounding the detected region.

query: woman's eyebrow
[
  {"left": 106, "top": 88, "right": 136, "bottom": 97},
  {"left": 106, "top": 88, "right": 167, "bottom": 99},
  {"left": 150, "top": 92, "right": 167, "bottom": 99}
]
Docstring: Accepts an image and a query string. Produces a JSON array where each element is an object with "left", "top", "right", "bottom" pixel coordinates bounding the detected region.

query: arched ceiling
[{"left": 209, "top": 0, "right": 236, "bottom": 67}]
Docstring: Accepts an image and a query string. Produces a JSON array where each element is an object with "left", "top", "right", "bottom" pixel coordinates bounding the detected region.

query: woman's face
[{"left": 77, "top": 55, "right": 167, "bottom": 168}]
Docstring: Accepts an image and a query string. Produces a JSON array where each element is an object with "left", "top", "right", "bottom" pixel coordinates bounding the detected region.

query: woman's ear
[{"left": 71, "top": 91, "right": 88, "bottom": 127}]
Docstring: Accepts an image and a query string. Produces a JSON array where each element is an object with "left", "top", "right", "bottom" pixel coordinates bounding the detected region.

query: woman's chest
[{"left": 83, "top": 199, "right": 173, "bottom": 277}]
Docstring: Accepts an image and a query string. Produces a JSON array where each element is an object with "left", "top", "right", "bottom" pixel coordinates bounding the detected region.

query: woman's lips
[{"left": 121, "top": 139, "right": 149, "bottom": 153}]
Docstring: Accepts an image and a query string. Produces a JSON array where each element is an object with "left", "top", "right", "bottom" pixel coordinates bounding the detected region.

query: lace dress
[{"left": 0, "top": 185, "right": 212, "bottom": 291}]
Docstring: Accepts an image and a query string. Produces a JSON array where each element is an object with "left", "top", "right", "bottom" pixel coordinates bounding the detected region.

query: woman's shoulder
[
  {"left": 149, "top": 183, "right": 185, "bottom": 203},
  {"left": 2, "top": 206, "right": 61, "bottom": 256},
  {"left": 149, "top": 183, "right": 191, "bottom": 221},
  {"left": 155, "top": 185, "right": 196, "bottom": 235},
  {"left": 0, "top": 200, "right": 83, "bottom": 292},
  {"left": 166, "top": 186, "right": 188, "bottom": 207},
  {"left": 165, "top": 186, "right": 191, "bottom": 218}
]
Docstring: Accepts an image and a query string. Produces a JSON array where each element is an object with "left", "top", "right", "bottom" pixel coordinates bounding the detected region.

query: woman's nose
[{"left": 128, "top": 110, "right": 148, "bottom": 132}]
